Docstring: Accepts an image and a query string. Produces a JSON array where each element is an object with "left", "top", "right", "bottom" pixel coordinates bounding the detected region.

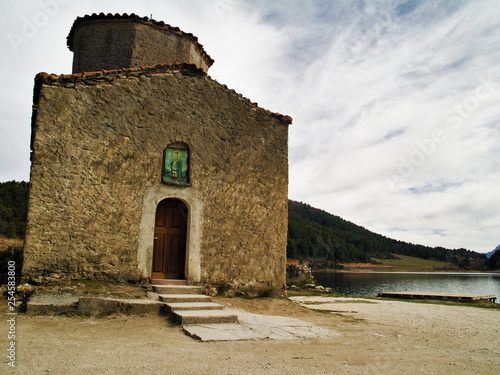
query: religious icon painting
[{"left": 162, "top": 145, "right": 189, "bottom": 185}]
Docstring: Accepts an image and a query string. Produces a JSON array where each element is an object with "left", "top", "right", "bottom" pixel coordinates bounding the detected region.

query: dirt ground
[{"left": 1, "top": 293, "right": 499, "bottom": 375}]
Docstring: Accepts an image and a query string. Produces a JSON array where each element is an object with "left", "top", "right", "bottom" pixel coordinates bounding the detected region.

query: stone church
[{"left": 22, "top": 13, "right": 291, "bottom": 294}]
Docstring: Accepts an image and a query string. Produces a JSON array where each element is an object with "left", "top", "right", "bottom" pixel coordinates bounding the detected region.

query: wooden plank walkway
[{"left": 378, "top": 292, "right": 497, "bottom": 303}]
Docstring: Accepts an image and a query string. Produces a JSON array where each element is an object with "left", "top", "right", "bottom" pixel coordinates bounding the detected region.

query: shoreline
[{"left": 312, "top": 268, "right": 500, "bottom": 274}]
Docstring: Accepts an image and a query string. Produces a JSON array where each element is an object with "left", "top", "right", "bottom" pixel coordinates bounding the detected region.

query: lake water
[{"left": 313, "top": 272, "right": 500, "bottom": 302}]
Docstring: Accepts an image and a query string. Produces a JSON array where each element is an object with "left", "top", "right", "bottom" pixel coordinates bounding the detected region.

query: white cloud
[{"left": 284, "top": 0, "right": 500, "bottom": 252}]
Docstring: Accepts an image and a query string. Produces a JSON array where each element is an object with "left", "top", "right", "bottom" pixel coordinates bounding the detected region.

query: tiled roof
[
  {"left": 34, "top": 63, "right": 205, "bottom": 85},
  {"left": 32, "top": 63, "right": 292, "bottom": 126},
  {"left": 66, "top": 12, "right": 214, "bottom": 67}
]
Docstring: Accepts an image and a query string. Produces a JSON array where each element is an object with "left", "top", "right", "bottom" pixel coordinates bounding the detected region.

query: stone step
[
  {"left": 173, "top": 310, "right": 238, "bottom": 325},
  {"left": 158, "top": 294, "right": 212, "bottom": 303},
  {"left": 151, "top": 279, "right": 189, "bottom": 285},
  {"left": 152, "top": 285, "right": 203, "bottom": 295},
  {"left": 166, "top": 302, "right": 224, "bottom": 311}
]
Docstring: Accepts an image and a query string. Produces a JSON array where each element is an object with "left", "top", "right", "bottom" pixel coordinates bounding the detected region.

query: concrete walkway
[{"left": 183, "top": 308, "right": 339, "bottom": 341}]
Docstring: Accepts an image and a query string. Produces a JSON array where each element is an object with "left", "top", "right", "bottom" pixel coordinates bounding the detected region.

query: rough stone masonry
[{"left": 22, "top": 13, "right": 292, "bottom": 294}]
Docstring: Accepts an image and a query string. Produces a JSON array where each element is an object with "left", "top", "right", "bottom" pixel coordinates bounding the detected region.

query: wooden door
[{"left": 152, "top": 199, "right": 187, "bottom": 279}]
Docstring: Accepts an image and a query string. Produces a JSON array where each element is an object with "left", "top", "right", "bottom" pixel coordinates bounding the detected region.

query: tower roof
[{"left": 67, "top": 13, "right": 214, "bottom": 69}]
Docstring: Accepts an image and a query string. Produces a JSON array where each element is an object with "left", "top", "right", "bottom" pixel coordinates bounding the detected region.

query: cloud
[{"left": 283, "top": 0, "right": 500, "bottom": 252}]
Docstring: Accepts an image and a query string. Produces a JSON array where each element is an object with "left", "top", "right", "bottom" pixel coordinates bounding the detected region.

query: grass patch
[
  {"left": 371, "top": 254, "right": 457, "bottom": 270},
  {"left": 96, "top": 311, "right": 120, "bottom": 319},
  {"left": 306, "top": 306, "right": 361, "bottom": 314},
  {"left": 300, "top": 301, "right": 334, "bottom": 305},
  {"left": 311, "top": 309, "right": 334, "bottom": 314}
]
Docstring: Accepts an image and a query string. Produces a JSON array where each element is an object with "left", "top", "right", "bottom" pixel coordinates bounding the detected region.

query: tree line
[
  {"left": 287, "top": 200, "right": 493, "bottom": 270},
  {"left": 0, "top": 181, "right": 28, "bottom": 238}
]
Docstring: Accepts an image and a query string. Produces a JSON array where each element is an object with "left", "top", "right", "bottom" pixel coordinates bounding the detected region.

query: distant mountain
[
  {"left": 486, "top": 245, "right": 500, "bottom": 269},
  {"left": 485, "top": 244, "right": 500, "bottom": 259},
  {"left": 287, "top": 200, "right": 486, "bottom": 270}
]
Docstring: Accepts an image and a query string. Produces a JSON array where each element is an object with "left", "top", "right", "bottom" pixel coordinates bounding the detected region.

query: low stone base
[
  {"left": 78, "top": 297, "right": 165, "bottom": 315},
  {"left": 28, "top": 301, "right": 79, "bottom": 315},
  {"left": 27, "top": 296, "right": 165, "bottom": 316},
  {"left": 27, "top": 294, "right": 79, "bottom": 315}
]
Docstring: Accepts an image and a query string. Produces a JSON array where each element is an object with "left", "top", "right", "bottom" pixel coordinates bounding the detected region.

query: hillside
[
  {"left": 0, "top": 180, "right": 28, "bottom": 238},
  {"left": 287, "top": 200, "right": 487, "bottom": 270}
]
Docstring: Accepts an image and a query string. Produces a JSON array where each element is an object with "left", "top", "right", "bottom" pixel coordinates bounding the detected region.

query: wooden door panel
[
  {"left": 170, "top": 206, "right": 182, "bottom": 228},
  {"left": 156, "top": 204, "right": 167, "bottom": 227},
  {"left": 152, "top": 234, "right": 165, "bottom": 273},
  {"left": 169, "top": 234, "right": 181, "bottom": 273},
  {"left": 152, "top": 199, "right": 187, "bottom": 279}
]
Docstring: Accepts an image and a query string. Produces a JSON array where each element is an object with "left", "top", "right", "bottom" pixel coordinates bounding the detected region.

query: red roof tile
[{"left": 35, "top": 63, "right": 205, "bottom": 83}]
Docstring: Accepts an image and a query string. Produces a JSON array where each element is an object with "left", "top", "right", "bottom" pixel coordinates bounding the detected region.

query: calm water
[{"left": 313, "top": 272, "right": 500, "bottom": 302}]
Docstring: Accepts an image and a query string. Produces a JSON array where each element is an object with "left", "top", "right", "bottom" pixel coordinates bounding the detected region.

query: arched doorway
[{"left": 151, "top": 198, "right": 188, "bottom": 279}]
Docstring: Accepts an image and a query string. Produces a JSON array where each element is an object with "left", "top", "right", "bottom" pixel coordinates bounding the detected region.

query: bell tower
[{"left": 67, "top": 13, "right": 214, "bottom": 73}]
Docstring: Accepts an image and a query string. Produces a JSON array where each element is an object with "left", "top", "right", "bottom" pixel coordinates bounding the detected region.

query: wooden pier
[{"left": 377, "top": 292, "right": 497, "bottom": 303}]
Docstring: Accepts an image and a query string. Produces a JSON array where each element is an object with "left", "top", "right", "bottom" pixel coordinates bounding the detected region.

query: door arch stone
[{"left": 137, "top": 184, "right": 202, "bottom": 282}]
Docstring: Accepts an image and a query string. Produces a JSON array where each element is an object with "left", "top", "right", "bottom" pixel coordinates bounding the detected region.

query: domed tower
[{"left": 67, "top": 13, "right": 214, "bottom": 73}]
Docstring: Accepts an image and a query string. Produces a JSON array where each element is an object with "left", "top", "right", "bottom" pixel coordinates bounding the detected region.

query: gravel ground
[{"left": 1, "top": 295, "right": 499, "bottom": 374}]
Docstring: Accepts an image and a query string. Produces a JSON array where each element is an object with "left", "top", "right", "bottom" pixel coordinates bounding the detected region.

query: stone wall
[
  {"left": 23, "top": 65, "right": 290, "bottom": 293},
  {"left": 68, "top": 15, "right": 213, "bottom": 73}
]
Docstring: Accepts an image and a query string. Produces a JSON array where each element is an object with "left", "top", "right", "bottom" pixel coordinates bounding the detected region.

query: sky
[{"left": 1, "top": 0, "right": 499, "bottom": 253}]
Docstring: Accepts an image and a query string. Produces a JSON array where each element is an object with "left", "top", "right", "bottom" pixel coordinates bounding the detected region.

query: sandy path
[{"left": 1, "top": 296, "right": 499, "bottom": 374}]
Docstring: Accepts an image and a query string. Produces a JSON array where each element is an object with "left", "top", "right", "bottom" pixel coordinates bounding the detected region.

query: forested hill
[
  {"left": 0, "top": 181, "right": 28, "bottom": 238},
  {"left": 287, "top": 200, "right": 486, "bottom": 269}
]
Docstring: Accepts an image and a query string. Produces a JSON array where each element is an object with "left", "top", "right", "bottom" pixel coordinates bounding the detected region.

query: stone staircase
[{"left": 150, "top": 280, "right": 238, "bottom": 325}]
